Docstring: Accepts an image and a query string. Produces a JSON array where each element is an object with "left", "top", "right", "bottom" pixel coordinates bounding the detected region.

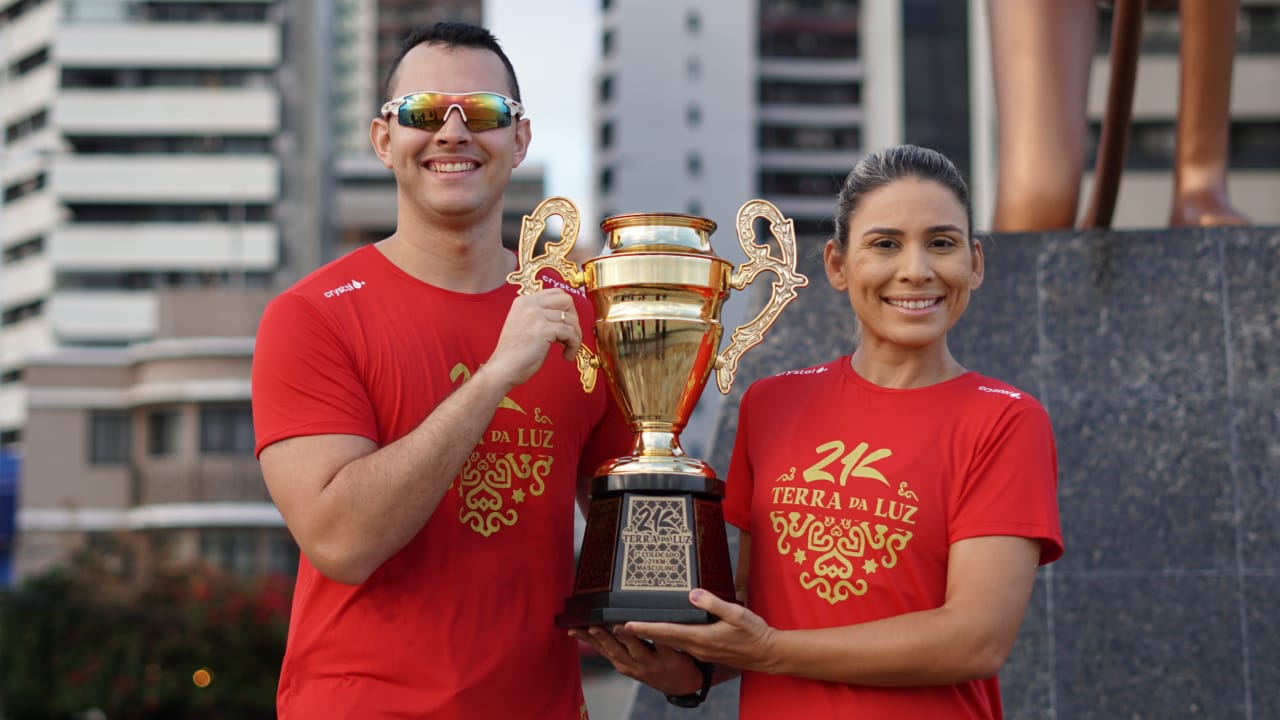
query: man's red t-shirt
[{"left": 253, "top": 245, "right": 630, "bottom": 718}]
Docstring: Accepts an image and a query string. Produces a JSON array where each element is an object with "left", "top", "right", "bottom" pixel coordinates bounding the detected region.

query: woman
[{"left": 572, "top": 145, "right": 1063, "bottom": 718}]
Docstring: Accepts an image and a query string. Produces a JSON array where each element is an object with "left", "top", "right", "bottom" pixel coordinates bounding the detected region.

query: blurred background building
[{"left": 0, "top": 0, "right": 1277, "bottom": 588}]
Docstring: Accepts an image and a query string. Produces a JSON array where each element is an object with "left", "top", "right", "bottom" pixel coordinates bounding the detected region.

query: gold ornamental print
[
  {"left": 449, "top": 361, "right": 559, "bottom": 537},
  {"left": 768, "top": 511, "right": 913, "bottom": 605},
  {"left": 457, "top": 451, "right": 551, "bottom": 537},
  {"left": 768, "top": 440, "right": 918, "bottom": 605}
]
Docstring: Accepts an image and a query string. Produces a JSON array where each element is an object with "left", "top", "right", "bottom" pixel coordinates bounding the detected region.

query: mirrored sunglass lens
[{"left": 398, "top": 93, "right": 512, "bottom": 131}]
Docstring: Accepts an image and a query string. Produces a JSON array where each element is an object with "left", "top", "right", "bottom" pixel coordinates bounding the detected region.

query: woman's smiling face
[{"left": 824, "top": 177, "right": 984, "bottom": 354}]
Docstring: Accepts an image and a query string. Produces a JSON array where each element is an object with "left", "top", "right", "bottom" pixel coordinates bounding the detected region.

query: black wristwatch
[{"left": 664, "top": 656, "right": 715, "bottom": 708}]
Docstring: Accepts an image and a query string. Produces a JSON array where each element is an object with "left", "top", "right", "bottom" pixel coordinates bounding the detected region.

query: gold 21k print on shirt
[{"left": 768, "top": 440, "right": 918, "bottom": 605}]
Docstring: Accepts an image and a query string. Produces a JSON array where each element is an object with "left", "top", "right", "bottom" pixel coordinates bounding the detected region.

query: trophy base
[
  {"left": 556, "top": 470, "right": 736, "bottom": 629},
  {"left": 555, "top": 592, "right": 717, "bottom": 628}
]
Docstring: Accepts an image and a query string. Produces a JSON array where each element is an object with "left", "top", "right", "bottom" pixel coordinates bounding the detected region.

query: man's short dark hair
[{"left": 381, "top": 22, "right": 522, "bottom": 103}]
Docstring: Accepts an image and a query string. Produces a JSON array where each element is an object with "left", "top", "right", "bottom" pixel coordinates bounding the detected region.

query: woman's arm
[{"left": 624, "top": 534, "right": 1043, "bottom": 685}]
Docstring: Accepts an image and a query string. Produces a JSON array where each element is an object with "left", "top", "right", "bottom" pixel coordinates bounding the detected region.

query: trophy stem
[{"left": 636, "top": 428, "right": 685, "bottom": 457}]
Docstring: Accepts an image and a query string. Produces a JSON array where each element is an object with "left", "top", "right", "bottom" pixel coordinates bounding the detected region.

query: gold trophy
[{"left": 508, "top": 196, "right": 807, "bottom": 626}]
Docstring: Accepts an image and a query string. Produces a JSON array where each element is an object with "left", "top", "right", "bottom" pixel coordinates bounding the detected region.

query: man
[{"left": 252, "top": 22, "right": 629, "bottom": 718}]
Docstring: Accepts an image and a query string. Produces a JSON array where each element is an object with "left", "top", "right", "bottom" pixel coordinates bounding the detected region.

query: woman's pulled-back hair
[{"left": 831, "top": 144, "right": 972, "bottom": 250}]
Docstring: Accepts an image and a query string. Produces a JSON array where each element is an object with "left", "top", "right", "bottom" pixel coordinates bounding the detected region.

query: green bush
[{"left": 0, "top": 553, "right": 291, "bottom": 720}]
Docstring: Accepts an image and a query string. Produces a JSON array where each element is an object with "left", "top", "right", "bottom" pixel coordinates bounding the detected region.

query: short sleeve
[
  {"left": 722, "top": 387, "right": 756, "bottom": 533},
  {"left": 578, "top": 391, "right": 634, "bottom": 479},
  {"left": 252, "top": 292, "right": 379, "bottom": 456},
  {"left": 949, "top": 401, "right": 1063, "bottom": 565}
]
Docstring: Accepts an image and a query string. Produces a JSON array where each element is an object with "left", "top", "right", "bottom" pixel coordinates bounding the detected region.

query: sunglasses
[{"left": 380, "top": 91, "right": 525, "bottom": 133}]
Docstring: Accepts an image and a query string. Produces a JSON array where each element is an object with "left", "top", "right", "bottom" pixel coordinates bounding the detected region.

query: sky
[{"left": 486, "top": 0, "right": 599, "bottom": 236}]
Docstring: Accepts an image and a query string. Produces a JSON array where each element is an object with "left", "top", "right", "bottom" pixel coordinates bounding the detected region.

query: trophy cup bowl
[{"left": 507, "top": 196, "right": 807, "bottom": 627}]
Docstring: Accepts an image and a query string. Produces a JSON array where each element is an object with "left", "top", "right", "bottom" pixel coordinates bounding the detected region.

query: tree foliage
[{"left": 0, "top": 550, "right": 290, "bottom": 719}]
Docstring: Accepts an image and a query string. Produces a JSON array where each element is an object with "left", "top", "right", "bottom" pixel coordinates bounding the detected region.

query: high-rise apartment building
[
  {"left": 0, "top": 0, "right": 328, "bottom": 581},
  {"left": 1, "top": 0, "right": 550, "bottom": 582}
]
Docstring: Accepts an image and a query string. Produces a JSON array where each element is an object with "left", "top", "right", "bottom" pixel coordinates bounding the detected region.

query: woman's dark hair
[
  {"left": 831, "top": 144, "right": 972, "bottom": 250},
  {"left": 381, "top": 22, "right": 522, "bottom": 103}
]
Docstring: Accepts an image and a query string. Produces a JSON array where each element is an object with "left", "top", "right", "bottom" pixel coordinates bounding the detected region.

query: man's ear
[
  {"left": 511, "top": 117, "right": 532, "bottom": 168},
  {"left": 370, "top": 116, "right": 393, "bottom": 169},
  {"left": 823, "top": 239, "right": 848, "bottom": 291}
]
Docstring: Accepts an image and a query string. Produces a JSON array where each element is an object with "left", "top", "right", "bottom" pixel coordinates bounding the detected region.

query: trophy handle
[
  {"left": 505, "top": 196, "right": 598, "bottom": 393},
  {"left": 715, "top": 199, "right": 810, "bottom": 394}
]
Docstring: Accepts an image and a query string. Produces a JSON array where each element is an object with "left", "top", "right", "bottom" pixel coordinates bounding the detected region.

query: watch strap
[{"left": 664, "top": 656, "right": 715, "bottom": 708}]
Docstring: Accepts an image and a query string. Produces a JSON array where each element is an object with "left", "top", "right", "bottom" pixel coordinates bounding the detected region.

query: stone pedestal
[{"left": 627, "top": 225, "right": 1280, "bottom": 719}]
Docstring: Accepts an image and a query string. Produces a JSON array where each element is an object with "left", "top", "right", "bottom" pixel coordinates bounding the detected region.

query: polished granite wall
[{"left": 627, "top": 225, "right": 1280, "bottom": 719}]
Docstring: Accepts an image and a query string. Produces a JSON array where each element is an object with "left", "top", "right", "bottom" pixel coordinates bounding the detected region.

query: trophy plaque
[{"left": 507, "top": 196, "right": 807, "bottom": 627}]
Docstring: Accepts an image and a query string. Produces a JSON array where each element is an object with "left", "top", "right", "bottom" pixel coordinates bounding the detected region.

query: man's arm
[{"left": 259, "top": 290, "right": 581, "bottom": 585}]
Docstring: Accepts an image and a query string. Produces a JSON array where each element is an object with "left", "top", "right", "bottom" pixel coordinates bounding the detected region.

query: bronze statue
[{"left": 987, "top": 0, "right": 1251, "bottom": 231}]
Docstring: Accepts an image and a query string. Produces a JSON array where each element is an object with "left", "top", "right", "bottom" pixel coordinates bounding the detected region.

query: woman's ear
[
  {"left": 823, "top": 239, "right": 848, "bottom": 291},
  {"left": 969, "top": 238, "right": 986, "bottom": 291}
]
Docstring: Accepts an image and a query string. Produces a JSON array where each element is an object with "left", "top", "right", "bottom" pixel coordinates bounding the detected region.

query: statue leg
[
  {"left": 988, "top": 0, "right": 1097, "bottom": 231},
  {"left": 1169, "top": 0, "right": 1251, "bottom": 226}
]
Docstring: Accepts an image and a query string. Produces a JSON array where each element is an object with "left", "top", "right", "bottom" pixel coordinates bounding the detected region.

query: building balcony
[
  {"left": 57, "top": 22, "right": 280, "bottom": 69},
  {"left": 48, "top": 289, "right": 156, "bottom": 343},
  {"left": 134, "top": 456, "right": 270, "bottom": 506},
  {"left": 51, "top": 155, "right": 279, "bottom": 203},
  {"left": 0, "top": 316, "right": 53, "bottom": 369},
  {"left": 0, "top": 252, "right": 52, "bottom": 308},
  {"left": 50, "top": 222, "right": 279, "bottom": 272},
  {"left": 0, "top": 191, "right": 60, "bottom": 249},
  {"left": 1, "top": 0, "right": 57, "bottom": 62},
  {"left": 0, "top": 64, "right": 57, "bottom": 126},
  {"left": 758, "top": 57, "right": 862, "bottom": 80},
  {"left": 1087, "top": 55, "right": 1280, "bottom": 120},
  {"left": 58, "top": 88, "right": 280, "bottom": 136}
]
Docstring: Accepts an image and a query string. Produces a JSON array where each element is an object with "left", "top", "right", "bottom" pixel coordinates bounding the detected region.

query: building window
[
  {"left": 759, "top": 30, "right": 858, "bottom": 59},
  {"left": 200, "top": 403, "right": 254, "bottom": 455},
  {"left": 267, "top": 532, "right": 299, "bottom": 576},
  {"left": 687, "top": 10, "right": 701, "bottom": 34},
  {"left": 1084, "top": 119, "right": 1280, "bottom": 170},
  {"left": 687, "top": 153, "right": 703, "bottom": 178},
  {"left": 760, "top": 125, "right": 861, "bottom": 151},
  {"left": 148, "top": 409, "right": 181, "bottom": 456},
  {"left": 2, "top": 172, "right": 46, "bottom": 203},
  {"left": 1, "top": 299, "right": 44, "bottom": 327},
  {"left": 687, "top": 105, "right": 702, "bottom": 127},
  {"left": 201, "top": 529, "right": 259, "bottom": 576},
  {"left": 759, "top": 170, "right": 843, "bottom": 196},
  {"left": 599, "top": 166, "right": 614, "bottom": 194},
  {"left": 686, "top": 56, "right": 701, "bottom": 80},
  {"left": 89, "top": 410, "right": 132, "bottom": 464},
  {"left": 599, "top": 120, "right": 614, "bottom": 149},
  {"left": 602, "top": 29, "right": 614, "bottom": 56},
  {"left": 2, "top": 236, "right": 45, "bottom": 264},
  {"left": 687, "top": 199, "right": 703, "bottom": 216},
  {"left": 599, "top": 74, "right": 614, "bottom": 102},
  {"left": 12, "top": 45, "right": 50, "bottom": 76},
  {"left": 760, "top": 79, "right": 861, "bottom": 105}
]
